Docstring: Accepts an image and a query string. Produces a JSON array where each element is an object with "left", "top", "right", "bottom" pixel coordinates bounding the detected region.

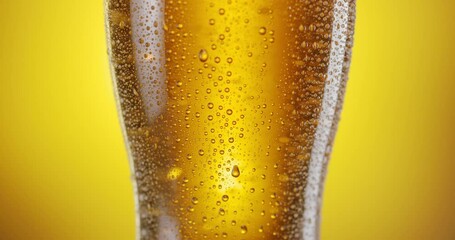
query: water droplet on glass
[
  {"left": 219, "top": 208, "right": 226, "bottom": 216},
  {"left": 192, "top": 197, "right": 199, "bottom": 205},
  {"left": 198, "top": 49, "right": 208, "bottom": 62},
  {"left": 199, "top": 149, "right": 205, "bottom": 156},
  {"left": 231, "top": 165, "right": 240, "bottom": 178},
  {"left": 241, "top": 225, "right": 248, "bottom": 234},
  {"left": 259, "top": 27, "right": 267, "bottom": 35},
  {"left": 222, "top": 195, "right": 229, "bottom": 202}
]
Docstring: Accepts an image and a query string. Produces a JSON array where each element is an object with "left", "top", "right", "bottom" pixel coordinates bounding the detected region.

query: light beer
[{"left": 106, "top": 0, "right": 356, "bottom": 239}]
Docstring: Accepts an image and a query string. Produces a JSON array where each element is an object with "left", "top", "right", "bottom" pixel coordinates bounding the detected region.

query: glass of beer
[{"left": 106, "top": 0, "right": 356, "bottom": 239}]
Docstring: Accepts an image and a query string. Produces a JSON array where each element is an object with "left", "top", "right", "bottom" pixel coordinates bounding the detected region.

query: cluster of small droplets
[{"left": 106, "top": 0, "right": 356, "bottom": 239}]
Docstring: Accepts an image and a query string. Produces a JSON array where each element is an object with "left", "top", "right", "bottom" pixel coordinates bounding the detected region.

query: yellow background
[{"left": 1, "top": 0, "right": 454, "bottom": 239}]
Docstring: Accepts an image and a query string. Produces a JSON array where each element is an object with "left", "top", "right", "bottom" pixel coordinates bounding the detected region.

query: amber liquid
[{"left": 106, "top": 0, "right": 355, "bottom": 239}]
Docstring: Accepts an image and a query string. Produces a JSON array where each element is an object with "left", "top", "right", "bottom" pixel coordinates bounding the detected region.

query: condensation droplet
[
  {"left": 192, "top": 197, "right": 199, "bottom": 205},
  {"left": 231, "top": 165, "right": 240, "bottom": 178},
  {"left": 198, "top": 49, "right": 208, "bottom": 62},
  {"left": 222, "top": 195, "right": 229, "bottom": 202},
  {"left": 219, "top": 208, "right": 226, "bottom": 216},
  {"left": 241, "top": 225, "right": 248, "bottom": 234},
  {"left": 259, "top": 27, "right": 267, "bottom": 35},
  {"left": 199, "top": 149, "right": 205, "bottom": 156}
]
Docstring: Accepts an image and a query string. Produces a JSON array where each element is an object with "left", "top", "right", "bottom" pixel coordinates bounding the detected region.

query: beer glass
[{"left": 106, "top": 0, "right": 356, "bottom": 239}]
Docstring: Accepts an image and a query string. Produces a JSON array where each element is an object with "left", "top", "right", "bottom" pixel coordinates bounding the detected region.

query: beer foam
[
  {"left": 131, "top": 0, "right": 167, "bottom": 121},
  {"left": 303, "top": 0, "right": 351, "bottom": 239}
]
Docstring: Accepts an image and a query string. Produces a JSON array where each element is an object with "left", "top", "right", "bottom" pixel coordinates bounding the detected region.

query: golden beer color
[{"left": 106, "top": 0, "right": 355, "bottom": 239}]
